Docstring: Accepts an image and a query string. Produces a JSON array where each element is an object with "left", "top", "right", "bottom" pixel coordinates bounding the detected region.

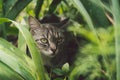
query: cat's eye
[
  {"left": 40, "top": 38, "right": 48, "bottom": 43},
  {"left": 57, "top": 38, "right": 64, "bottom": 44}
]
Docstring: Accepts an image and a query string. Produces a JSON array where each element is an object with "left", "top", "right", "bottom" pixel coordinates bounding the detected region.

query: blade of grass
[
  {"left": 0, "top": 18, "right": 10, "bottom": 38},
  {"left": 0, "top": 18, "right": 11, "bottom": 38},
  {"left": 35, "top": 0, "right": 44, "bottom": 19},
  {"left": 10, "top": 19, "right": 46, "bottom": 80},
  {"left": 48, "top": 0, "right": 61, "bottom": 14},
  {"left": 71, "top": 0, "right": 100, "bottom": 44},
  {"left": 18, "top": 31, "right": 27, "bottom": 53},
  {"left": 0, "top": 17, "right": 47, "bottom": 80},
  {"left": 0, "top": 61, "right": 24, "bottom": 80},
  {"left": 0, "top": 38, "right": 35, "bottom": 80},
  {"left": 68, "top": 25, "right": 98, "bottom": 44},
  {"left": 2, "top": 0, "right": 17, "bottom": 15},
  {"left": 80, "top": 0, "right": 110, "bottom": 27},
  {"left": 90, "top": 0, "right": 112, "bottom": 13},
  {"left": 5, "top": 0, "right": 32, "bottom": 20},
  {"left": 111, "top": 0, "right": 120, "bottom": 80},
  {"left": 0, "top": 18, "right": 10, "bottom": 24}
]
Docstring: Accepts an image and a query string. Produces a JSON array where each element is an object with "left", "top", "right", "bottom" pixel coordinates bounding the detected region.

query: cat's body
[{"left": 28, "top": 15, "right": 71, "bottom": 68}]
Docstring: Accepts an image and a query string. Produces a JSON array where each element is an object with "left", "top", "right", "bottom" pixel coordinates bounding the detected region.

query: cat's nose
[
  {"left": 51, "top": 48, "right": 56, "bottom": 54},
  {"left": 50, "top": 43, "right": 56, "bottom": 54}
]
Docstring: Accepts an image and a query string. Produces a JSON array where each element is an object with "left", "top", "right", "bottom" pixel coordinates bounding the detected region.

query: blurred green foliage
[{"left": 0, "top": 0, "right": 118, "bottom": 80}]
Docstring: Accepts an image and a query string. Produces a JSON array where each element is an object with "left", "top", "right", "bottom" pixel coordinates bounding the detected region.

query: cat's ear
[
  {"left": 52, "top": 18, "right": 69, "bottom": 28},
  {"left": 59, "top": 18, "right": 69, "bottom": 28},
  {"left": 28, "top": 16, "right": 42, "bottom": 29}
]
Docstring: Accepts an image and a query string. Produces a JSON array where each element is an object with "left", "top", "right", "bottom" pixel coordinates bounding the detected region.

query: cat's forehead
[
  {"left": 42, "top": 24, "right": 62, "bottom": 31},
  {"left": 34, "top": 24, "right": 63, "bottom": 33},
  {"left": 31, "top": 23, "right": 64, "bottom": 38}
]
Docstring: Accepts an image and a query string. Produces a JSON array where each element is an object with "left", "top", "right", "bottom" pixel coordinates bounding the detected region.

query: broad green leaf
[
  {"left": 0, "top": 61, "right": 24, "bottom": 80},
  {"left": 68, "top": 24, "right": 98, "bottom": 44},
  {"left": 0, "top": 18, "right": 11, "bottom": 38},
  {"left": 48, "top": 0, "right": 61, "bottom": 14},
  {"left": 34, "top": 0, "right": 44, "bottom": 18},
  {"left": 81, "top": 0, "right": 110, "bottom": 27},
  {"left": 0, "top": 0, "right": 2, "bottom": 17},
  {"left": 111, "top": 0, "right": 120, "bottom": 80},
  {"left": 6, "top": 26, "right": 18, "bottom": 36},
  {"left": 53, "top": 68, "right": 64, "bottom": 76},
  {"left": 90, "top": 0, "right": 112, "bottom": 13},
  {"left": 71, "top": 0, "right": 100, "bottom": 44},
  {"left": 2, "top": 0, "right": 17, "bottom": 15},
  {"left": 0, "top": 17, "right": 47, "bottom": 80},
  {"left": 5, "top": 0, "right": 32, "bottom": 20},
  {"left": 0, "top": 38, "right": 36, "bottom": 80},
  {"left": 10, "top": 19, "right": 46, "bottom": 80},
  {"left": 62, "top": 63, "right": 69, "bottom": 74},
  {"left": 0, "top": 18, "right": 10, "bottom": 24},
  {"left": 18, "top": 31, "right": 27, "bottom": 53},
  {"left": 54, "top": 78, "right": 63, "bottom": 80}
]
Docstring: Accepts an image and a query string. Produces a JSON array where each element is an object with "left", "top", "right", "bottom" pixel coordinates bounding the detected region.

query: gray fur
[{"left": 28, "top": 16, "right": 68, "bottom": 67}]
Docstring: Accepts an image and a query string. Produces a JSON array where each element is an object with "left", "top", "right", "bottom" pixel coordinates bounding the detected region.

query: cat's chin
[
  {"left": 41, "top": 51, "right": 56, "bottom": 58},
  {"left": 44, "top": 53, "right": 56, "bottom": 58},
  {"left": 48, "top": 54, "right": 56, "bottom": 58}
]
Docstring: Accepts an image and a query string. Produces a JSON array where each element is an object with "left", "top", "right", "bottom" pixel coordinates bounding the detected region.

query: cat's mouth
[
  {"left": 46, "top": 53, "right": 56, "bottom": 58},
  {"left": 47, "top": 51, "right": 56, "bottom": 57},
  {"left": 41, "top": 50, "right": 57, "bottom": 57},
  {"left": 50, "top": 52, "right": 56, "bottom": 57}
]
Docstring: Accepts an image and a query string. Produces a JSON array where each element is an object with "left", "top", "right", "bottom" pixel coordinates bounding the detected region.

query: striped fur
[{"left": 28, "top": 16, "right": 68, "bottom": 67}]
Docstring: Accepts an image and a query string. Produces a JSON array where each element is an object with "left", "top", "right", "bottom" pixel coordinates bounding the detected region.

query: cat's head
[{"left": 28, "top": 16, "right": 68, "bottom": 57}]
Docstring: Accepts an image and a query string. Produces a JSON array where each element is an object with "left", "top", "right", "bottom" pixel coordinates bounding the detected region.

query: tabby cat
[{"left": 28, "top": 15, "right": 70, "bottom": 68}]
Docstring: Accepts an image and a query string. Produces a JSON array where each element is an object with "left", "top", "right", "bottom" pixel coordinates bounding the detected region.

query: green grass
[
  {"left": 0, "top": 0, "right": 119, "bottom": 80},
  {"left": 0, "top": 18, "right": 47, "bottom": 80}
]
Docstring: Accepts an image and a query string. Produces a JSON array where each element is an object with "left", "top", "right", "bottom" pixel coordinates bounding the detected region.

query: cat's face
[{"left": 28, "top": 16, "right": 67, "bottom": 57}]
